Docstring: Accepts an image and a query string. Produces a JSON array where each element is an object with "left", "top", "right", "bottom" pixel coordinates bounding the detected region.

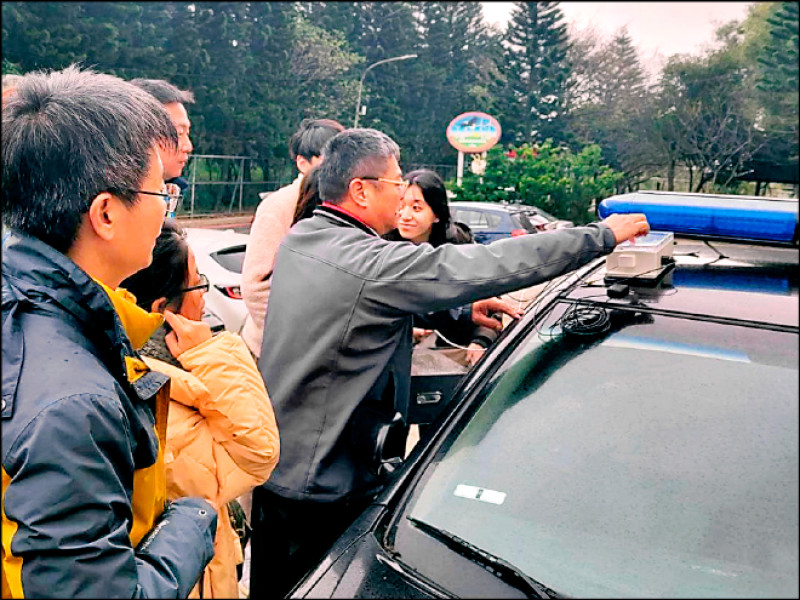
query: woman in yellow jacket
[{"left": 121, "top": 220, "right": 280, "bottom": 598}]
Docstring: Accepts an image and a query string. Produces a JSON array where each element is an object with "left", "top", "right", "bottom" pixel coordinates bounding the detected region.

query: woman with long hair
[{"left": 385, "top": 169, "right": 503, "bottom": 365}]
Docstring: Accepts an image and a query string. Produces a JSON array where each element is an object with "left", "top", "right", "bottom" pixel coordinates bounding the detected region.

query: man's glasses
[
  {"left": 123, "top": 187, "right": 182, "bottom": 217},
  {"left": 179, "top": 273, "right": 209, "bottom": 294},
  {"left": 357, "top": 176, "right": 410, "bottom": 195}
]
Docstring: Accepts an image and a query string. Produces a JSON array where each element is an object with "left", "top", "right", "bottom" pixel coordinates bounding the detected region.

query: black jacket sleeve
[{"left": 2, "top": 392, "right": 217, "bottom": 599}]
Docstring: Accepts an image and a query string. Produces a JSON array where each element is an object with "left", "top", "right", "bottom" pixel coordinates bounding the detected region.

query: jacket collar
[
  {"left": 2, "top": 231, "right": 166, "bottom": 417},
  {"left": 316, "top": 204, "right": 379, "bottom": 237}
]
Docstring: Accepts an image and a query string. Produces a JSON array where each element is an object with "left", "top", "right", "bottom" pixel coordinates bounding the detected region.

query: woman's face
[
  {"left": 176, "top": 248, "right": 206, "bottom": 321},
  {"left": 396, "top": 184, "right": 438, "bottom": 244}
]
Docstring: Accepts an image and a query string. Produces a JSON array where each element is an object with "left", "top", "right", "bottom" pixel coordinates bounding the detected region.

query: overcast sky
[{"left": 481, "top": 2, "right": 754, "bottom": 72}]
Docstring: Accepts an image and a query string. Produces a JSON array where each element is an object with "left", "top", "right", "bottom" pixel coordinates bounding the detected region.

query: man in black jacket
[
  {"left": 2, "top": 65, "right": 216, "bottom": 598},
  {"left": 250, "top": 127, "right": 650, "bottom": 597}
]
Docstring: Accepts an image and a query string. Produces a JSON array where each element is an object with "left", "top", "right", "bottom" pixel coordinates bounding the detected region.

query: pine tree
[
  {"left": 403, "top": 2, "right": 501, "bottom": 165},
  {"left": 755, "top": 1, "right": 798, "bottom": 163},
  {"left": 499, "top": 1, "right": 571, "bottom": 146}
]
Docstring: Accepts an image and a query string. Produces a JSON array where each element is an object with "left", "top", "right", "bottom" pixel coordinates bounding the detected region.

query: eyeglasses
[
  {"left": 178, "top": 273, "right": 209, "bottom": 294},
  {"left": 124, "top": 187, "right": 182, "bottom": 217},
  {"left": 356, "top": 176, "right": 410, "bottom": 195}
]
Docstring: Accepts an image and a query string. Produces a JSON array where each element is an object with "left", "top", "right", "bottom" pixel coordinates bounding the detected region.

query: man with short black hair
[
  {"left": 2, "top": 65, "right": 216, "bottom": 598},
  {"left": 130, "top": 77, "right": 195, "bottom": 201},
  {"left": 241, "top": 117, "right": 345, "bottom": 355},
  {"left": 250, "top": 127, "right": 651, "bottom": 597}
]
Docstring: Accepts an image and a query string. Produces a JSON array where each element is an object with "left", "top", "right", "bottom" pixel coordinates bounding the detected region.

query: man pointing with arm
[{"left": 250, "top": 127, "right": 649, "bottom": 597}]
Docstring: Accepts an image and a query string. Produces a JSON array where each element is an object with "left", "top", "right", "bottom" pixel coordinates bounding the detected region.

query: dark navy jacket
[{"left": 2, "top": 231, "right": 216, "bottom": 598}]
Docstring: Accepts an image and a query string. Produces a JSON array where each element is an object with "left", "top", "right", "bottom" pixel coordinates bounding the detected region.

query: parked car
[
  {"left": 289, "top": 192, "right": 799, "bottom": 598},
  {"left": 184, "top": 227, "right": 249, "bottom": 334},
  {"left": 449, "top": 201, "right": 573, "bottom": 244}
]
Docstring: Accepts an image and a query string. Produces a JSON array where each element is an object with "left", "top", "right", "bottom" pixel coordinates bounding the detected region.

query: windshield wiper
[{"left": 408, "top": 517, "right": 558, "bottom": 598}]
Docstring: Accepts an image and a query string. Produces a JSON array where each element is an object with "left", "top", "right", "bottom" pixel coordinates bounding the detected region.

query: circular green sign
[{"left": 446, "top": 111, "right": 502, "bottom": 153}]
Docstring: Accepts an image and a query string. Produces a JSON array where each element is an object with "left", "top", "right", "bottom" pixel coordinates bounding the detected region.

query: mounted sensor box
[{"left": 605, "top": 231, "right": 674, "bottom": 280}]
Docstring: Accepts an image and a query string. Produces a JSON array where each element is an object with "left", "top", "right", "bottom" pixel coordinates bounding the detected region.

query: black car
[
  {"left": 290, "top": 192, "right": 799, "bottom": 599},
  {"left": 449, "top": 201, "right": 573, "bottom": 244}
]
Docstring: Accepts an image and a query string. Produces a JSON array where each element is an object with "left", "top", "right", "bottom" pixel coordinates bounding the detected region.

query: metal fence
[
  {"left": 178, "top": 156, "right": 461, "bottom": 218},
  {"left": 179, "top": 154, "right": 289, "bottom": 218}
]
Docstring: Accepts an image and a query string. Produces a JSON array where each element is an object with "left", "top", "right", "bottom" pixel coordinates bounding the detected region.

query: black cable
[{"left": 559, "top": 303, "right": 611, "bottom": 336}]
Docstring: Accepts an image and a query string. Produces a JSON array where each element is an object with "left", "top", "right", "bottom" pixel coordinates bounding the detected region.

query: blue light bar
[{"left": 598, "top": 192, "right": 799, "bottom": 243}]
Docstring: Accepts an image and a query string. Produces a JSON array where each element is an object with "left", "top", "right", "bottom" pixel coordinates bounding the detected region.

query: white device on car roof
[{"left": 605, "top": 231, "right": 674, "bottom": 280}]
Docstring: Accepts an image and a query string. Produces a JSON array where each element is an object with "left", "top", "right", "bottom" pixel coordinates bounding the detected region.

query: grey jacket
[{"left": 258, "top": 205, "right": 616, "bottom": 502}]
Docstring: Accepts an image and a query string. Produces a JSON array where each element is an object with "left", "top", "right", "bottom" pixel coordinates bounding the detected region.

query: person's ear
[
  {"left": 434, "top": 217, "right": 440, "bottom": 223},
  {"left": 86, "top": 192, "right": 120, "bottom": 241},
  {"left": 296, "top": 155, "right": 312, "bottom": 175},
  {"left": 349, "top": 179, "right": 370, "bottom": 209},
  {"left": 150, "top": 297, "right": 168, "bottom": 314}
]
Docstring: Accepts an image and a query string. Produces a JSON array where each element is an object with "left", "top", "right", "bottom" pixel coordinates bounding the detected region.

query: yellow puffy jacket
[{"left": 142, "top": 330, "right": 279, "bottom": 599}]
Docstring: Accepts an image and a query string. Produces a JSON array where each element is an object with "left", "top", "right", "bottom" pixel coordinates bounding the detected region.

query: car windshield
[{"left": 399, "top": 304, "right": 798, "bottom": 597}]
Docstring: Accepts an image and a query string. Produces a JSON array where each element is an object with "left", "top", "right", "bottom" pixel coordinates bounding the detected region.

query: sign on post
[{"left": 446, "top": 111, "right": 501, "bottom": 186}]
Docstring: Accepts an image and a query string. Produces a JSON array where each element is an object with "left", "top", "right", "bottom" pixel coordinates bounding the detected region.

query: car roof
[
  {"left": 565, "top": 193, "right": 799, "bottom": 330},
  {"left": 449, "top": 201, "right": 534, "bottom": 212},
  {"left": 566, "top": 239, "right": 799, "bottom": 330},
  {"left": 183, "top": 227, "right": 249, "bottom": 251}
]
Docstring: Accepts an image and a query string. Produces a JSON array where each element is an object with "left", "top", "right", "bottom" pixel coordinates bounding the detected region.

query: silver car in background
[{"left": 184, "top": 227, "right": 249, "bottom": 333}]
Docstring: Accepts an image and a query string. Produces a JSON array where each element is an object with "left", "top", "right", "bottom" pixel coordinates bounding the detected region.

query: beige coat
[
  {"left": 143, "top": 331, "right": 280, "bottom": 599},
  {"left": 241, "top": 175, "right": 303, "bottom": 357}
]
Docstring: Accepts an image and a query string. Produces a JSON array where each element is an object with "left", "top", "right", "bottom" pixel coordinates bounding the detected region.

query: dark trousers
[{"left": 249, "top": 486, "right": 374, "bottom": 598}]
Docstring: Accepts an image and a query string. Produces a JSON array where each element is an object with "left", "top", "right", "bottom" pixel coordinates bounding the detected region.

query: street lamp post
[{"left": 354, "top": 54, "right": 417, "bottom": 128}]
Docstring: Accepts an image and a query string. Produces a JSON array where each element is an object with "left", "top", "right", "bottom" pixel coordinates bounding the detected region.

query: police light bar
[{"left": 598, "top": 192, "right": 799, "bottom": 244}]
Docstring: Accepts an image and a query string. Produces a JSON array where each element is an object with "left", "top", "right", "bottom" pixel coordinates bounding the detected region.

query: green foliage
[
  {"left": 450, "top": 142, "right": 622, "bottom": 225},
  {"left": 2, "top": 57, "right": 22, "bottom": 75},
  {"left": 497, "top": 1, "right": 572, "bottom": 146},
  {"left": 754, "top": 1, "right": 798, "bottom": 164},
  {"left": 566, "top": 27, "right": 659, "bottom": 191},
  {"left": 1, "top": 0, "right": 794, "bottom": 205}
]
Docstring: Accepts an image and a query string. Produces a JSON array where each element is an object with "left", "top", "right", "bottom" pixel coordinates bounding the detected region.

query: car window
[
  {"left": 484, "top": 212, "right": 503, "bottom": 228},
  {"left": 397, "top": 307, "right": 798, "bottom": 598},
  {"left": 210, "top": 245, "right": 246, "bottom": 274},
  {"left": 452, "top": 209, "right": 488, "bottom": 230}
]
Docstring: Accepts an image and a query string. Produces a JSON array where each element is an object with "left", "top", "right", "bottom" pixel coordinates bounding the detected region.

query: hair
[
  {"left": 2, "top": 65, "right": 179, "bottom": 253},
  {"left": 289, "top": 118, "right": 345, "bottom": 162},
  {"left": 385, "top": 169, "right": 474, "bottom": 246},
  {"left": 129, "top": 78, "right": 195, "bottom": 105},
  {"left": 120, "top": 220, "right": 190, "bottom": 311},
  {"left": 293, "top": 166, "right": 323, "bottom": 225},
  {"left": 316, "top": 128, "right": 401, "bottom": 205},
  {"left": 2, "top": 73, "right": 23, "bottom": 93},
  {"left": 405, "top": 169, "right": 452, "bottom": 246}
]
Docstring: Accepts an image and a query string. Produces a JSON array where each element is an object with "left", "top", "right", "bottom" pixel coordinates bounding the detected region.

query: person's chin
[{"left": 398, "top": 226, "right": 416, "bottom": 239}]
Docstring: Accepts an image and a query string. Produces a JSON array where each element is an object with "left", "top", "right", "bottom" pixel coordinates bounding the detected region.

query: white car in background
[{"left": 184, "top": 227, "right": 249, "bottom": 334}]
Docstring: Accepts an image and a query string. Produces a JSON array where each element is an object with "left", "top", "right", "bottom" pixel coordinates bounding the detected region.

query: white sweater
[{"left": 240, "top": 174, "right": 303, "bottom": 357}]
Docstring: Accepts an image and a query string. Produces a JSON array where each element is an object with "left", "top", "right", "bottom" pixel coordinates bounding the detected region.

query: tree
[
  {"left": 497, "top": 1, "right": 572, "bottom": 146},
  {"left": 452, "top": 141, "right": 622, "bottom": 225},
  {"left": 754, "top": 2, "right": 799, "bottom": 176},
  {"left": 566, "top": 27, "right": 661, "bottom": 192},
  {"left": 658, "top": 50, "right": 762, "bottom": 192},
  {"left": 400, "top": 2, "right": 503, "bottom": 166},
  {"left": 291, "top": 15, "right": 362, "bottom": 123}
]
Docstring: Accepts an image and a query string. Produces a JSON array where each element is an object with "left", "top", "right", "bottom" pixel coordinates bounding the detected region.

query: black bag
[{"left": 227, "top": 499, "right": 251, "bottom": 581}]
